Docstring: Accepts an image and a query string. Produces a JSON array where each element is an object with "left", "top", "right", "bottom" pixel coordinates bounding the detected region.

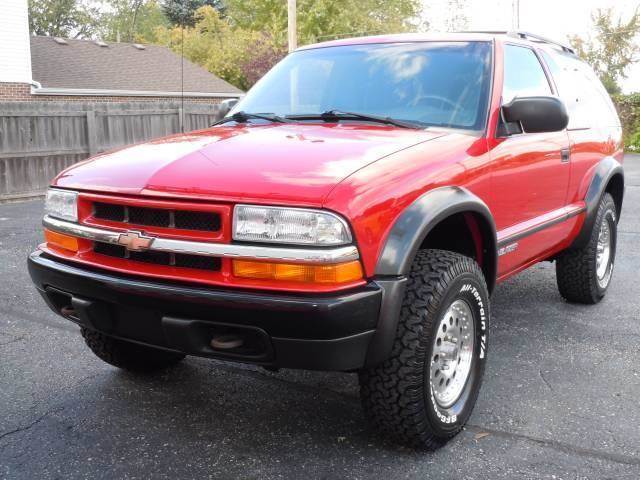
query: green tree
[
  {"left": 570, "top": 7, "right": 640, "bottom": 94},
  {"left": 28, "top": 0, "right": 101, "bottom": 38},
  {"left": 100, "top": 0, "right": 169, "bottom": 42},
  {"left": 162, "top": 0, "right": 225, "bottom": 26},
  {"left": 155, "top": 6, "right": 282, "bottom": 89},
  {"left": 150, "top": 0, "right": 424, "bottom": 89},
  {"left": 224, "top": 0, "right": 423, "bottom": 47}
]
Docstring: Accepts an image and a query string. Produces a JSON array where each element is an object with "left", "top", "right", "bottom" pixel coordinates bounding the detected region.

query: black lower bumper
[{"left": 27, "top": 251, "right": 399, "bottom": 371}]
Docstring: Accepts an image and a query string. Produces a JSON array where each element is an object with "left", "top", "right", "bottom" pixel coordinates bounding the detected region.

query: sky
[{"left": 421, "top": 0, "right": 640, "bottom": 93}]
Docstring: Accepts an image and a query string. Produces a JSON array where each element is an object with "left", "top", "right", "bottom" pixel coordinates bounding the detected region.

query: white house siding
[{"left": 0, "top": 0, "right": 32, "bottom": 83}]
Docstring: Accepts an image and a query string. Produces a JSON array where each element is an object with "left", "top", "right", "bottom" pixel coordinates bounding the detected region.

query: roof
[
  {"left": 29, "top": 36, "right": 243, "bottom": 97},
  {"left": 299, "top": 31, "right": 575, "bottom": 55}
]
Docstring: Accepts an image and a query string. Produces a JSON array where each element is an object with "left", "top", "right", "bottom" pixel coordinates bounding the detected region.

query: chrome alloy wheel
[
  {"left": 429, "top": 299, "right": 475, "bottom": 408},
  {"left": 596, "top": 219, "right": 613, "bottom": 288}
]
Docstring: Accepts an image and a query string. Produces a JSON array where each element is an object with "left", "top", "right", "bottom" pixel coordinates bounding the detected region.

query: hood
[{"left": 54, "top": 123, "right": 445, "bottom": 206}]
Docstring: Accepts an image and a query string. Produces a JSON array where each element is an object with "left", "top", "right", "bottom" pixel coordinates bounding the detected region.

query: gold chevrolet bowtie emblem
[{"left": 117, "top": 231, "right": 155, "bottom": 252}]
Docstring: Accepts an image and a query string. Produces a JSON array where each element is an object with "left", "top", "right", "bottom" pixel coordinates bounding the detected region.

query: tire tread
[
  {"left": 359, "top": 249, "right": 487, "bottom": 449},
  {"left": 556, "top": 193, "right": 616, "bottom": 304}
]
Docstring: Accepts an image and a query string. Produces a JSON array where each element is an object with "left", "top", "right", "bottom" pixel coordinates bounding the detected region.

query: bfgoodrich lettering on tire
[
  {"left": 556, "top": 193, "right": 617, "bottom": 304},
  {"left": 359, "top": 249, "right": 489, "bottom": 449}
]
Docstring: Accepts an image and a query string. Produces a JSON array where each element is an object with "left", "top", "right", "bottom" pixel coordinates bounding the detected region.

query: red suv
[{"left": 28, "top": 32, "right": 624, "bottom": 448}]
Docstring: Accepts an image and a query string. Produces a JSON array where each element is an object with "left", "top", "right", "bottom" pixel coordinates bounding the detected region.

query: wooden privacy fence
[{"left": 0, "top": 101, "right": 227, "bottom": 200}]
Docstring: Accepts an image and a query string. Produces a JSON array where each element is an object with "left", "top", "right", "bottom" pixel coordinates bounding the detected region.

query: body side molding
[
  {"left": 374, "top": 186, "right": 498, "bottom": 291},
  {"left": 571, "top": 156, "right": 624, "bottom": 249}
]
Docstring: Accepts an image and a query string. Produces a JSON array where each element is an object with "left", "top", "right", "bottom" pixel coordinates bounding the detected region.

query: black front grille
[
  {"left": 93, "top": 242, "right": 221, "bottom": 272},
  {"left": 93, "top": 202, "right": 221, "bottom": 232},
  {"left": 175, "top": 211, "right": 220, "bottom": 231},
  {"left": 93, "top": 242, "right": 125, "bottom": 257},
  {"left": 129, "top": 206, "right": 170, "bottom": 227},
  {"left": 129, "top": 249, "right": 172, "bottom": 265},
  {"left": 94, "top": 203, "right": 125, "bottom": 222}
]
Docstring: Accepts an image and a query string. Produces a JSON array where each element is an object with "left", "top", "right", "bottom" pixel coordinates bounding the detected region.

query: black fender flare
[
  {"left": 571, "top": 156, "right": 624, "bottom": 250},
  {"left": 364, "top": 186, "right": 497, "bottom": 367},
  {"left": 375, "top": 186, "right": 497, "bottom": 287}
]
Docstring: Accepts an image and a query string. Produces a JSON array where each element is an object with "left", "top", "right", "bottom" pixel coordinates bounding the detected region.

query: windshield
[{"left": 234, "top": 41, "right": 493, "bottom": 130}]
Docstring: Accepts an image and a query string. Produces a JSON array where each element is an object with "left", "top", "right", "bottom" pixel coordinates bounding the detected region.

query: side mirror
[
  {"left": 219, "top": 98, "right": 239, "bottom": 117},
  {"left": 501, "top": 96, "right": 568, "bottom": 134}
]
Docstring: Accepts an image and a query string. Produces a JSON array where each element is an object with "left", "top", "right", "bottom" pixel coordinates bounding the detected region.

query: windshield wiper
[
  {"left": 212, "top": 111, "right": 291, "bottom": 126},
  {"left": 287, "top": 110, "right": 423, "bottom": 129}
]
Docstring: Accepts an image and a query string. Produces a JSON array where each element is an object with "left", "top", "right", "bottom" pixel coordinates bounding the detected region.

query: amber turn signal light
[
  {"left": 232, "top": 259, "right": 363, "bottom": 284},
  {"left": 44, "top": 229, "right": 79, "bottom": 252}
]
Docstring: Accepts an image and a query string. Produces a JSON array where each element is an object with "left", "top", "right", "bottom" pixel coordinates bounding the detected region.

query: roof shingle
[{"left": 30, "top": 36, "right": 242, "bottom": 95}]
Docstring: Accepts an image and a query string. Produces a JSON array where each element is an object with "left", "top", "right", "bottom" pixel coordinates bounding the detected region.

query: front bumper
[{"left": 28, "top": 251, "right": 396, "bottom": 371}]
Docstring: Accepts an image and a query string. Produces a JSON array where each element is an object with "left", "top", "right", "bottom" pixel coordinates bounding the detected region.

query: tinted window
[
  {"left": 502, "top": 44, "right": 552, "bottom": 103},
  {"left": 540, "top": 49, "right": 619, "bottom": 129},
  {"left": 235, "top": 42, "right": 493, "bottom": 130}
]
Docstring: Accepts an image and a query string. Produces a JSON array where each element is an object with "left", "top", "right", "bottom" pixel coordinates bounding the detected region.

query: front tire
[
  {"left": 81, "top": 328, "right": 185, "bottom": 373},
  {"left": 556, "top": 193, "right": 617, "bottom": 304},
  {"left": 359, "top": 249, "right": 489, "bottom": 449}
]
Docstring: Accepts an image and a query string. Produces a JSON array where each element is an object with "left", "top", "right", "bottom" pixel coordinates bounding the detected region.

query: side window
[
  {"left": 540, "top": 49, "right": 620, "bottom": 129},
  {"left": 502, "top": 45, "right": 552, "bottom": 103}
]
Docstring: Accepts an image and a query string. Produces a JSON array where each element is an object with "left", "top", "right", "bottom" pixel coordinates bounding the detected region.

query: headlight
[
  {"left": 45, "top": 188, "right": 78, "bottom": 222},
  {"left": 233, "top": 205, "right": 352, "bottom": 246}
]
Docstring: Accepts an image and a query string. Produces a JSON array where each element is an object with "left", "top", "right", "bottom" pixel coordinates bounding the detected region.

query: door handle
[{"left": 560, "top": 148, "right": 570, "bottom": 163}]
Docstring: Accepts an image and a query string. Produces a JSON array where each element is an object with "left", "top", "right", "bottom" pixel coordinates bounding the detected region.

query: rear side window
[
  {"left": 540, "top": 49, "right": 620, "bottom": 129},
  {"left": 502, "top": 44, "right": 552, "bottom": 103}
]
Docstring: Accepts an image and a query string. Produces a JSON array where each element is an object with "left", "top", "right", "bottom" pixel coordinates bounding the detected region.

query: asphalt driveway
[{"left": 1, "top": 156, "right": 639, "bottom": 479}]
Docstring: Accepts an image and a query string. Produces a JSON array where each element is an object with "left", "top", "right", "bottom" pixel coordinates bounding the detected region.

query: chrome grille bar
[{"left": 43, "top": 215, "right": 360, "bottom": 264}]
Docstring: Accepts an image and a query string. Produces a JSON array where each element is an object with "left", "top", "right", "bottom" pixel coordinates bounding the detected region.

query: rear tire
[
  {"left": 556, "top": 193, "right": 617, "bottom": 304},
  {"left": 81, "top": 328, "right": 185, "bottom": 373},
  {"left": 359, "top": 249, "right": 489, "bottom": 449}
]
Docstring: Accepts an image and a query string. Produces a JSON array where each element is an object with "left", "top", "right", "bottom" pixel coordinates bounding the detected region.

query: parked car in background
[{"left": 29, "top": 31, "right": 624, "bottom": 449}]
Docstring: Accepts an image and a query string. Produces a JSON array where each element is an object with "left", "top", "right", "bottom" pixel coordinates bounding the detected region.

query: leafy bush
[
  {"left": 612, "top": 93, "right": 640, "bottom": 152},
  {"left": 627, "top": 131, "right": 640, "bottom": 152}
]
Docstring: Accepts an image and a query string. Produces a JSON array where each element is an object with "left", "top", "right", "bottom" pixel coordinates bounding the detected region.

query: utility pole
[
  {"left": 512, "top": 0, "right": 520, "bottom": 29},
  {"left": 288, "top": 0, "right": 297, "bottom": 52}
]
